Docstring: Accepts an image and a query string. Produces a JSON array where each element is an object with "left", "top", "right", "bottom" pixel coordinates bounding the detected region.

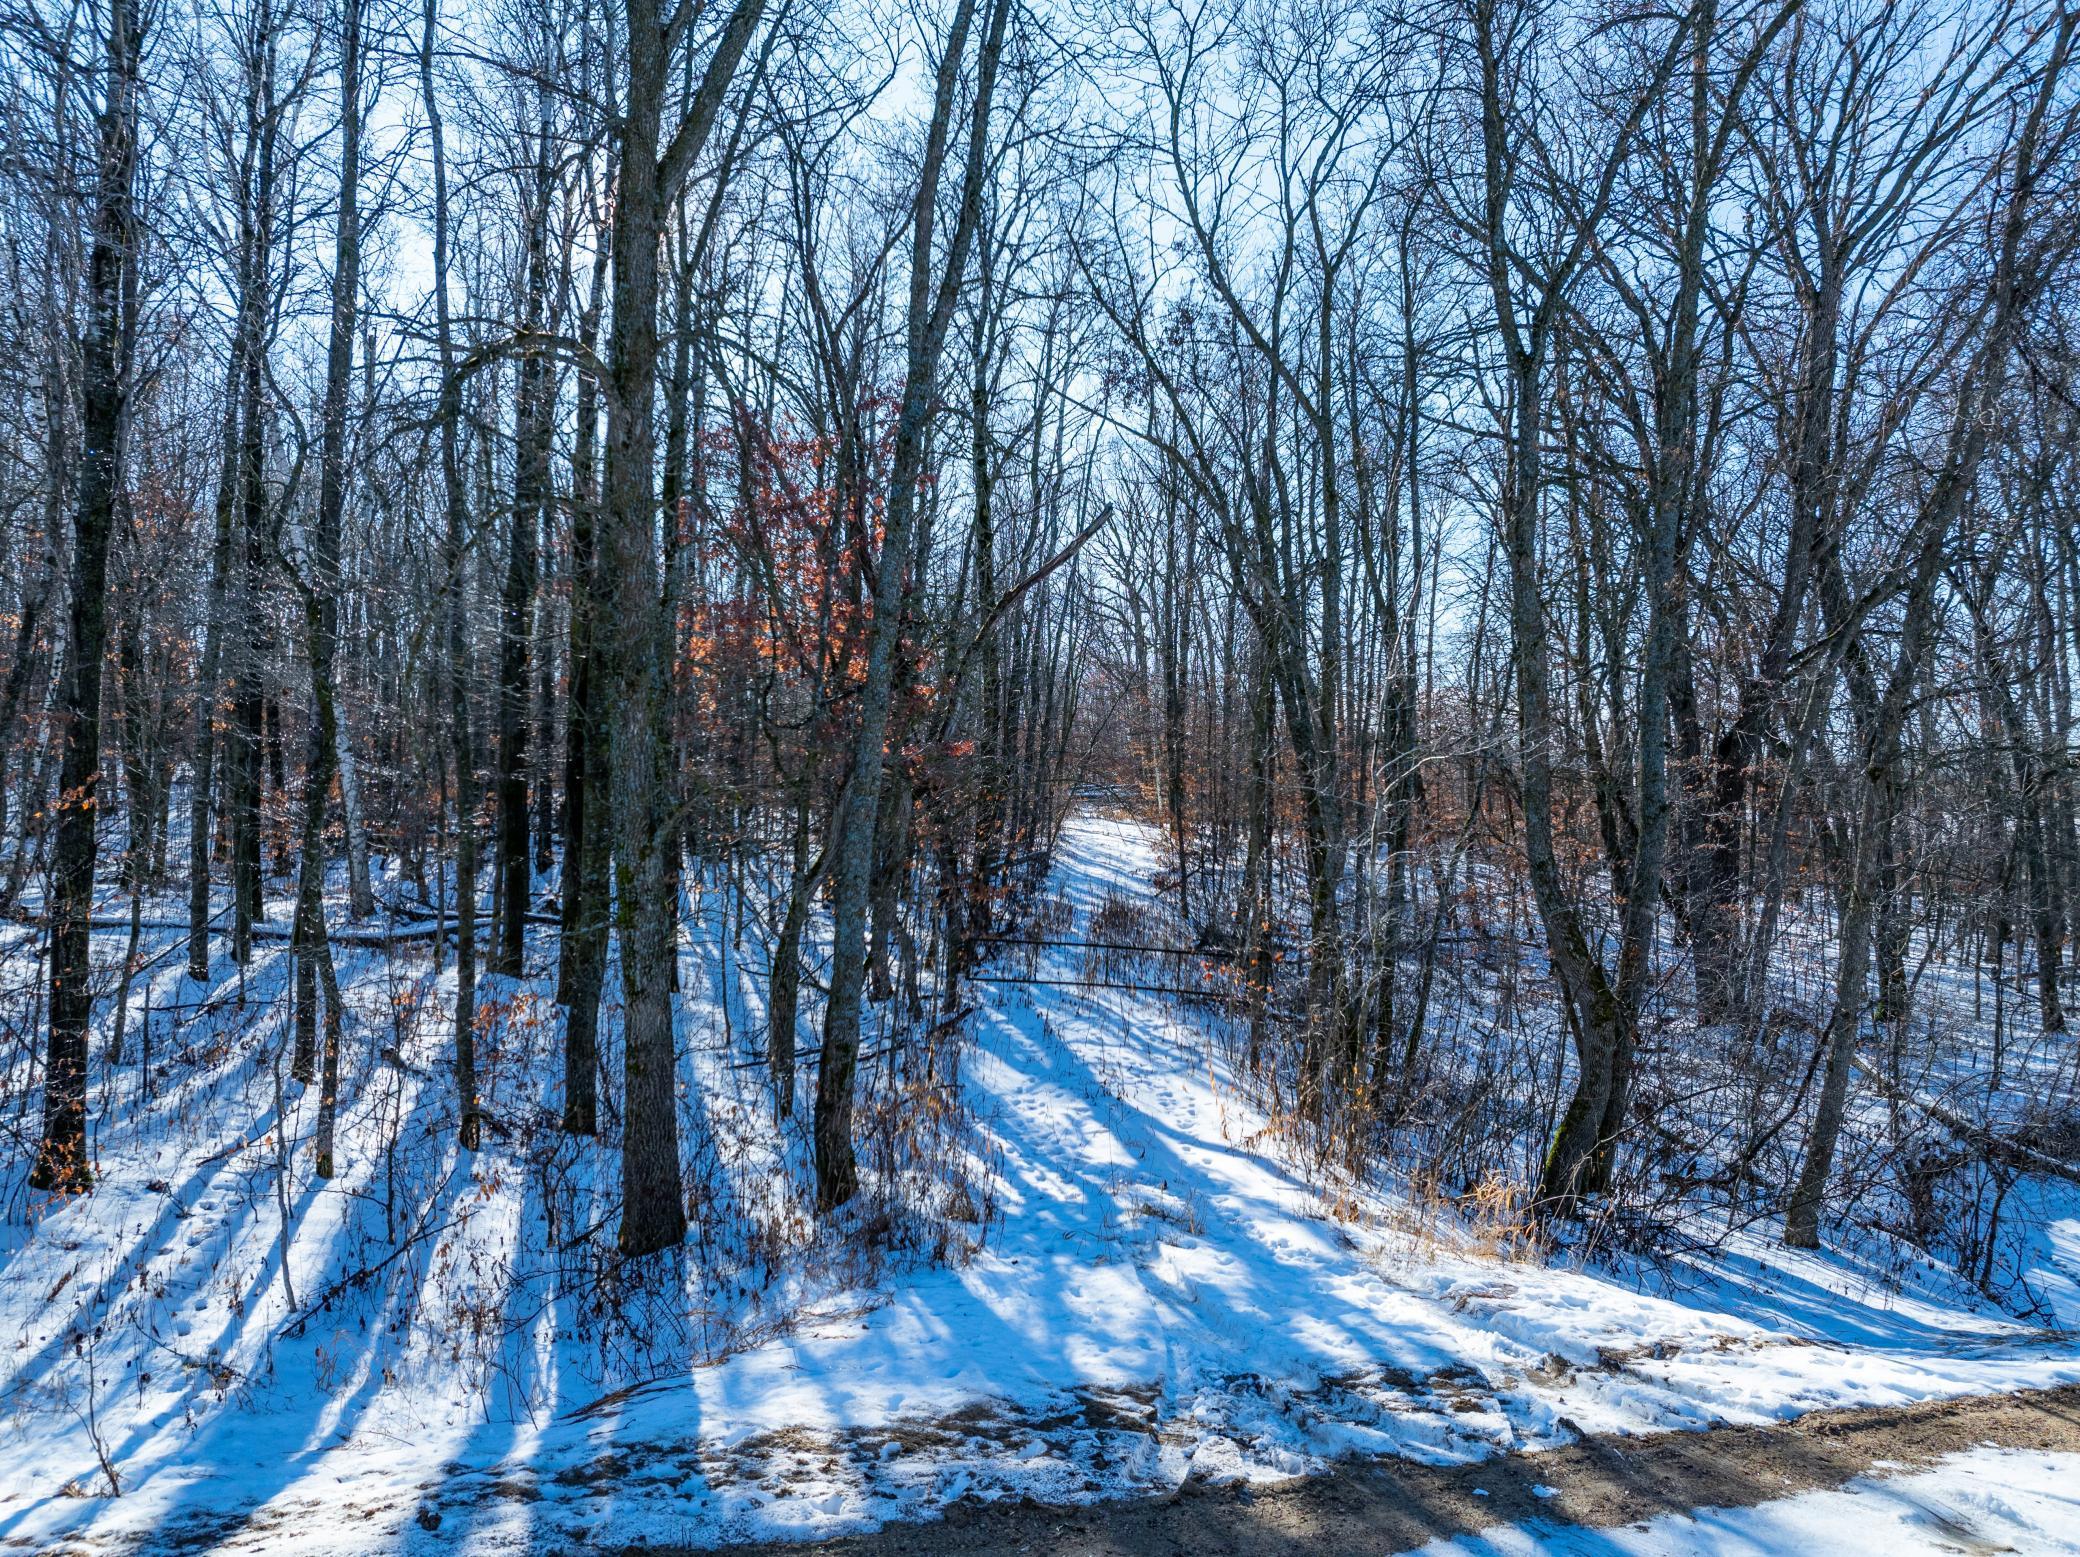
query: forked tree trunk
[
  {"left": 601, "top": 0, "right": 765, "bottom": 1255},
  {"left": 1786, "top": 13, "right": 2071, "bottom": 1242}
]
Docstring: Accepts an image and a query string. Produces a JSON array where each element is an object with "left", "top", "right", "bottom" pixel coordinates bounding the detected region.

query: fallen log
[{"left": 1851, "top": 1051, "right": 2080, "bottom": 1187}]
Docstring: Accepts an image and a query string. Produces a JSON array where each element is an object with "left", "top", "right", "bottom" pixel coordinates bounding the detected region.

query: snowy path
[
  {"left": 2, "top": 812, "right": 2078, "bottom": 1553},
  {"left": 711, "top": 1381, "right": 2080, "bottom": 1555},
  {"left": 1415, "top": 1453, "right": 2080, "bottom": 1557}
]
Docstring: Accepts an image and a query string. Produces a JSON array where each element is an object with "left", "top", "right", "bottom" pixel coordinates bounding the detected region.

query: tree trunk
[
  {"left": 422, "top": 0, "right": 478, "bottom": 1152},
  {"left": 338, "top": 702, "right": 375, "bottom": 918},
  {"left": 816, "top": 0, "right": 1011, "bottom": 1212},
  {"left": 493, "top": 89, "right": 552, "bottom": 979},
  {"left": 1785, "top": 544, "right": 1943, "bottom": 1246},
  {"left": 1785, "top": 11, "right": 2070, "bottom": 1239},
  {"left": 557, "top": 219, "right": 609, "bottom": 1136},
  {"left": 32, "top": 0, "right": 143, "bottom": 1195},
  {"left": 292, "top": 0, "right": 363, "bottom": 1139},
  {"left": 600, "top": 0, "right": 764, "bottom": 1255},
  {"left": 768, "top": 790, "right": 819, "bottom": 1120}
]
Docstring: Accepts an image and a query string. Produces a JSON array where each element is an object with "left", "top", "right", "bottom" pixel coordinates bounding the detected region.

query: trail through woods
[{"left": 9, "top": 3, "right": 2080, "bottom": 1548}]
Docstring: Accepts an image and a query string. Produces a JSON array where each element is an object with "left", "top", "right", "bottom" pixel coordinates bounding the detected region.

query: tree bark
[
  {"left": 291, "top": 0, "right": 363, "bottom": 1165},
  {"left": 493, "top": 81, "right": 553, "bottom": 979},
  {"left": 601, "top": 0, "right": 765, "bottom": 1255},
  {"left": 815, "top": 0, "right": 1011, "bottom": 1212},
  {"left": 558, "top": 218, "right": 610, "bottom": 1137},
  {"left": 33, "top": 0, "right": 143, "bottom": 1195},
  {"left": 422, "top": 0, "right": 479, "bottom": 1151}
]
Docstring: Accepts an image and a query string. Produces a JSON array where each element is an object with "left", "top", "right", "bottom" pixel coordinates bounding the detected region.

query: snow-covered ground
[
  {"left": 2, "top": 813, "right": 2077, "bottom": 1553},
  {"left": 1416, "top": 1447, "right": 2080, "bottom": 1555}
]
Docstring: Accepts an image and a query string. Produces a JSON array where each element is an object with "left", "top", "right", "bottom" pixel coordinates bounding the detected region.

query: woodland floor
[
  {"left": 699, "top": 1381, "right": 2080, "bottom": 1556},
  {"left": 4, "top": 813, "right": 2080, "bottom": 1553}
]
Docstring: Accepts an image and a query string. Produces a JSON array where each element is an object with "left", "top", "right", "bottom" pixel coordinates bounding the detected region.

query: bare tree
[{"left": 32, "top": 0, "right": 144, "bottom": 1194}]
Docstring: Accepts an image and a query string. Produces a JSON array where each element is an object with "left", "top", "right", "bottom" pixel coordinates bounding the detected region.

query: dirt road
[{"left": 682, "top": 1383, "right": 2080, "bottom": 1556}]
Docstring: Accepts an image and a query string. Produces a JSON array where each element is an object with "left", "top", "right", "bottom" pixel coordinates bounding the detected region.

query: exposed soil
[{"left": 677, "top": 1382, "right": 2080, "bottom": 1556}]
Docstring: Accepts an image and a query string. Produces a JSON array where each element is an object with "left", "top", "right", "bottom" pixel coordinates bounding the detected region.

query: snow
[
  {"left": 1413, "top": 1447, "right": 2080, "bottom": 1555},
  {"left": 2, "top": 812, "right": 2078, "bottom": 1553}
]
